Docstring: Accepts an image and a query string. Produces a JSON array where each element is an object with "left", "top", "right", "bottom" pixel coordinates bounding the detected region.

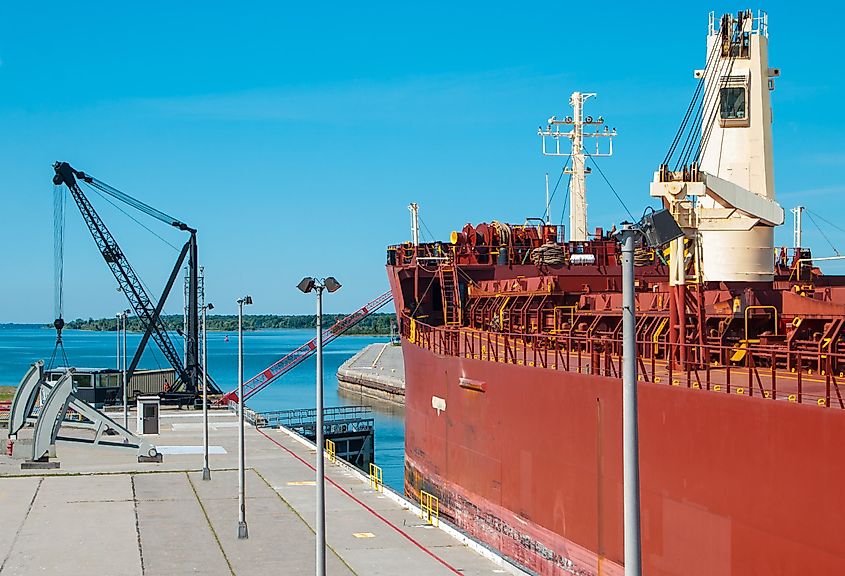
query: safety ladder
[
  {"left": 439, "top": 265, "right": 461, "bottom": 325},
  {"left": 818, "top": 318, "right": 844, "bottom": 373}
]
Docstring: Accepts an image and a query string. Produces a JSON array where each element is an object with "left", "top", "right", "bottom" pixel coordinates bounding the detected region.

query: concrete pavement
[{"left": 0, "top": 409, "right": 525, "bottom": 576}]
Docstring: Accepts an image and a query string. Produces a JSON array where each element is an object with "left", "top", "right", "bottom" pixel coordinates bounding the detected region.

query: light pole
[
  {"left": 614, "top": 209, "right": 682, "bottom": 576},
  {"left": 202, "top": 302, "right": 214, "bottom": 481},
  {"left": 617, "top": 224, "right": 642, "bottom": 576},
  {"left": 297, "top": 276, "right": 342, "bottom": 576},
  {"left": 116, "top": 313, "right": 121, "bottom": 371},
  {"left": 236, "top": 295, "right": 252, "bottom": 539},
  {"left": 116, "top": 309, "right": 130, "bottom": 430}
]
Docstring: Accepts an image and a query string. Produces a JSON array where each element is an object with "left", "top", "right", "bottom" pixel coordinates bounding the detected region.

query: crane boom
[{"left": 223, "top": 291, "right": 394, "bottom": 403}]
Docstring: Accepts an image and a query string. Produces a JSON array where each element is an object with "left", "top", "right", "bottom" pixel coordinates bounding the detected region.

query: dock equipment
[
  {"left": 253, "top": 406, "right": 375, "bottom": 471},
  {"left": 223, "top": 291, "right": 393, "bottom": 403},
  {"left": 7, "top": 361, "right": 161, "bottom": 465},
  {"left": 51, "top": 162, "right": 218, "bottom": 398}
]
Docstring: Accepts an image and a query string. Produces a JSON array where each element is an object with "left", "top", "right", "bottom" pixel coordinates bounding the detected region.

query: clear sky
[{"left": 1, "top": 1, "right": 843, "bottom": 322}]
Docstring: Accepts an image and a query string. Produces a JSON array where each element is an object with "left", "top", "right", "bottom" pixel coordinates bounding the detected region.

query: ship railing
[
  {"left": 402, "top": 316, "right": 845, "bottom": 410},
  {"left": 389, "top": 238, "right": 617, "bottom": 268}
]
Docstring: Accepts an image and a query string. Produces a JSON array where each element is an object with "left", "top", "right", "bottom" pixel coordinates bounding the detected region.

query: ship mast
[
  {"left": 792, "top": 205, "right": 804, "bottom": 249},
  {"left": 409, "top": 202, "right": 420, "bottom": 247},
  {"left": 538, "top": 92, "right": 616, "bottom": 241}
]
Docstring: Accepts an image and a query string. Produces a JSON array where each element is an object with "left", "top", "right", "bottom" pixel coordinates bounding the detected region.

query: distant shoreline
[{"left": 29, "top": 313, "right": 396, "bottom": 336}]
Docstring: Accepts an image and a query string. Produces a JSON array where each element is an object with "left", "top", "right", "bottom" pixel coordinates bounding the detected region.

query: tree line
[{"left": 63, "top": 313, "right": 396, "bottom": 335}]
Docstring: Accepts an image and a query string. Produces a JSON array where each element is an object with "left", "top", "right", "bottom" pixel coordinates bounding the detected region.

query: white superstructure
[{"left": 651, "top": 10, "right": 784, "bottom": 283}]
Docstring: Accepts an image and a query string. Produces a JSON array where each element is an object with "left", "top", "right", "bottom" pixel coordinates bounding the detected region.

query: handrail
[
  {"left": 744, "top": 305, "right": 778, "bottom": 339},
  {"left": 401, "top": 314, "right": 845, "bottom": 409}
]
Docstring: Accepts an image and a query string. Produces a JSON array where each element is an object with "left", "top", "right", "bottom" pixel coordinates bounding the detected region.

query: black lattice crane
[{"left": 52, "top": 161, "right": 219, "bottom": 396}]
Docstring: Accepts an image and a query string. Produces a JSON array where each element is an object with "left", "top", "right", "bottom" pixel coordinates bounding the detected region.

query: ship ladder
[
  {"left": 439, "top": 265, "right": 461, "bottom": 326},
  {"left": 818, "top": 318, "right": 844, "bottom": 374}
]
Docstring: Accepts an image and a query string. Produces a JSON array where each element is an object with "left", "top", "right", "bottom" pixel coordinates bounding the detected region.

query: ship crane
[
  {"left": 651, "top": 10, "right": 783, "bottom": 365},
  {"left": 52, "top": 162, "right": 220, "bottom": 397}
]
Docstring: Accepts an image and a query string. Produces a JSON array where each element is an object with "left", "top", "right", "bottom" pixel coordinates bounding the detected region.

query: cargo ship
[{"left": 386, "top": 10, "right": 845, "bottom": 575}]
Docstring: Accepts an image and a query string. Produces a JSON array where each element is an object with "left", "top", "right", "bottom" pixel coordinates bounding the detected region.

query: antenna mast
[
  {"left": 409, "top": 203, "right": 420, "bottom": 246},
  {"left": 538, "top": 92, "right": 617, "bottom": 241},
  {"left": 792, "top": 206, "right": 804, "bottom": 249}
]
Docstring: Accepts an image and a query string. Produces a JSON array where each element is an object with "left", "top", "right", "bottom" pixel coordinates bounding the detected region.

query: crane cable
[
  {"left": 49, "top": 184, "right": 69, "bottom": 369},
  {"left": 673, "top": 31, "right": 725, "bottom": 171},
  {"left": 663, "top": 30, "right": 723, "bottom": 166}
]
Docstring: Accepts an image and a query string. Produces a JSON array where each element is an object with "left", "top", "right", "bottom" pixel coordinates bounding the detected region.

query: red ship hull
[{"left": 400, "top": 337, "right": 845, "bottom": 575}]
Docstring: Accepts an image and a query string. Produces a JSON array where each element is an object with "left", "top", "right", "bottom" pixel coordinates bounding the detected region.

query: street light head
[
  {"left": 637, "top": 208, "right": 684, "bottom": 248},
  {"left": 297, "top": 277, "right": 316, "bottom": 294},
  {"left": 324, "top": 277, "right": 342, "bottom": 293},
  {"left": 207, "top": 303, "right": 214, "bottom": 311},
  {"left": 124, "top": 309, "right": 131, "bottom": 315},
  {"left": 240, "top": 295, "right": 253, "bottom": 306}
]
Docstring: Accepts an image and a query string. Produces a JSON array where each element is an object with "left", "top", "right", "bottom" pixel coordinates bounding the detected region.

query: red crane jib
[{"left": 221, "top": 291, "right": 393, "bottom": 404}]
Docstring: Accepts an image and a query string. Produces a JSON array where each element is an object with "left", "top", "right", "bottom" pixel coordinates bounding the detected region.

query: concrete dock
[
  {"left": 337, "top": 343, "right": 405, "bottom": 406},
  {"left": 0, "top": 408, "right": 523, "bottom": 576}
]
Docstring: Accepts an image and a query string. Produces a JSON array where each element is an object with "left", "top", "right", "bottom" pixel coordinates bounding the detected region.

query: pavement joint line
[
  {"left": 256, "top": 427, "right": 466, "bottom": 576},
  {"left": 130, "top": 475, "right": 146, "bottom": 575},
  {"left": 0, "top": 467, "right": 240, "bottom": 480},
  {"left": 266, "top": 425, "right": 531, "bottom": 576},
  {"left": 251, "top": 467, "right": 359, "bottom": 576},
  {"left": 0, "top": 476, "right": 43, "bottom": 573},
  {"left": 185, "top": 471, "right": 236, "bottom": 576}
]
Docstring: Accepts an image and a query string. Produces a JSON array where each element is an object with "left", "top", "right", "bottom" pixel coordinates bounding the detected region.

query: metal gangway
[
  {"left": 254, "top": 405, "right": 375, "bottom": 470},
  {"left": 222, "top": 291, "right": 393, "bottom": 404}
]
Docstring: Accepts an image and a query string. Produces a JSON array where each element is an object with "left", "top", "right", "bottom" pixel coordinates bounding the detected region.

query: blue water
[{"left": 0, "top": 326, "right": 405, "bottom": 490}]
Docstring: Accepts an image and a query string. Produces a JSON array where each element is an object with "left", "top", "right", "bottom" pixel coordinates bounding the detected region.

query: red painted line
[{"left": 257, "top": 428, "right": 463, "bottom": 576}]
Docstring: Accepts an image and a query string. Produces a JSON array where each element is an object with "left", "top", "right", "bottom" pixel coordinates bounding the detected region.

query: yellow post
[
  {"left": 420, "top": 490, "right": 439, "bottom": 526},
  {"left": 369, "top": 463, "right": 383, "bottom": 492},
  {"left": 325, "top": 439, "right": 336, "bottom": 464}
]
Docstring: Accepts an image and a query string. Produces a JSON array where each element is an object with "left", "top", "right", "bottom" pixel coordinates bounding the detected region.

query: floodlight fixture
[
  {"left": 636, "top": 208, "right": 684, "bottom": 249},
  {"left": 297, "top": 277, "right": 316, "bottom": 294},
  {"left": 324, "top": 277, "right": 342, "bottom": 293}
]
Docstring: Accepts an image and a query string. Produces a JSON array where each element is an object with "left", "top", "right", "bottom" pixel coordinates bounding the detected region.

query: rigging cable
[
  {"left": 663, "top": 31, "right": 723, "bottom": 166},
  {"left": 541, "top": 157, "right": 570, "bottom": 223},
  {"left": 83, "top": 182, "right": 180, "bottom": 251},
  {"left": 805, "top": 211, "right": 841, "bottom": 256},
  {"left": 583, "top": 150, "right": 635, "bottom": 221},
  {"left": 805, "top": 208, "right": 845, "bottom": 236},
  {"left": 49, "top": 185, "right": 69, "bottom": 369}
]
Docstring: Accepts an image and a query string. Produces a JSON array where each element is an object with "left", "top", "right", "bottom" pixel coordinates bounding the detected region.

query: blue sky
[{"left": 1, "top": 1, "right": 843, "bottom": 322}]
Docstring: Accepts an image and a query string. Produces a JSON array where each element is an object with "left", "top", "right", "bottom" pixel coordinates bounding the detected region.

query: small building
[{"left": 45, "top": 367, "right": 176, "bottom": 408}]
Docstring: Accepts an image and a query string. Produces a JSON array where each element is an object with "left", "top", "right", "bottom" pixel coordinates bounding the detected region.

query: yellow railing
[
  {"left": 325, "top": 439, "right": 336, "bottom": 464},
  {"left": 420, "top": 490, "right": 439, "bottom": 526},
  {"left": 369, "top": 463, "right": 383, "bottom": 492}
]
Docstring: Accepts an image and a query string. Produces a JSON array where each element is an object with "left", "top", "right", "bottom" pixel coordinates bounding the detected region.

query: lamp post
[
  {"left": 116, "top": 313, "right": 120, "bottom": 372},
  {"left": 202, "top": 302, "right": 214, "bottom": 481},
  {"left": 614, "top": 208, "right": 683, "bottom": 576},
  {"left": 236, "top": 295, "right": 252, "bottom": 539},
  {"left": 297, "top": 276, "right": 341, "bottom": 576},
  {"left": 116, "top": 309, "right": 130, "bottom": 430}
]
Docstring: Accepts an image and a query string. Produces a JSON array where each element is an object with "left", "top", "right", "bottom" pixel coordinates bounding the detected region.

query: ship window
[{"left": 720, "top": 87, "right": 746, "bottom": 120}]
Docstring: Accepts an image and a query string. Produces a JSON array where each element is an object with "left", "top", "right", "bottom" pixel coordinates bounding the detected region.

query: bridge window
[{"left": 719, "top": 87, "right": 749, "bottom": 127}]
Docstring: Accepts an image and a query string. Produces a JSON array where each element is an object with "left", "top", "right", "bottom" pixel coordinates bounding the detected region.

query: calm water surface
[{"left": 0, "top": 326, "right": 405, "bottom": 490}]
